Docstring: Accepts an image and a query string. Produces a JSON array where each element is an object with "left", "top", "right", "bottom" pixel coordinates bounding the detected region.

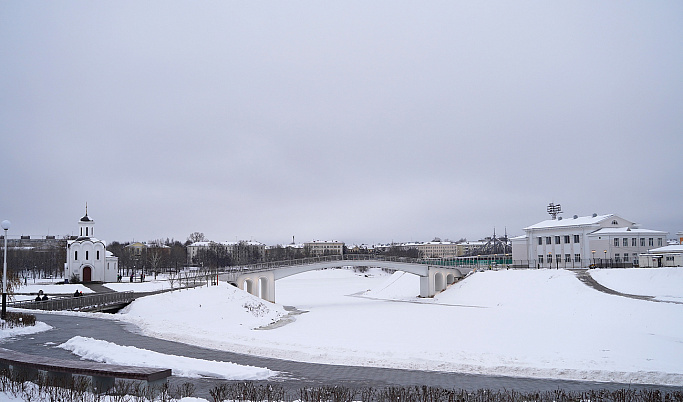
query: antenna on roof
[{"left": 547, "top": 202, "right": 562, "bottom": 220}]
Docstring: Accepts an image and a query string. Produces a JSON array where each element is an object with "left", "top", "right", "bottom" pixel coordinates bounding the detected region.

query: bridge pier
[
  {"left": 420, "top": 267, "right": 464, "bottom": 297},
  {"left": 236, "top": 271, "right": 275, "bottom": 303}
]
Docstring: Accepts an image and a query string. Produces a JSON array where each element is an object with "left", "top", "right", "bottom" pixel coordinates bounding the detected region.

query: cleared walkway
[
  {"left": 573, "top": 270, "right": 683, "bottom": 304},
  {"left": 2, "top": 313, "right": 676, "bottom": 399}
]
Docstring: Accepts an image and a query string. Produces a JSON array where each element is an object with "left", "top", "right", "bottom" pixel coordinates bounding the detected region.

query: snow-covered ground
[
  {"left": 105, "top": 267, "right": 683, "bottom": 386},
  {"left": 3, "top": 267, "right": 683, "bottom": 391},
  {"left": 104, "top": 280, "right": 173, "bottom": 293}
]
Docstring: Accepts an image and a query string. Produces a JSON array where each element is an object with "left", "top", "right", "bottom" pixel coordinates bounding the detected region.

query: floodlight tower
[{"left": 547, "top": 203, "right": 562, "bottom": 220}]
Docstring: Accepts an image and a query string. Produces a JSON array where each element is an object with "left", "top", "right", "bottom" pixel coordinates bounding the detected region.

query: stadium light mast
[{"left": 547, "top": 203, "right": 562, "bottom": 220}]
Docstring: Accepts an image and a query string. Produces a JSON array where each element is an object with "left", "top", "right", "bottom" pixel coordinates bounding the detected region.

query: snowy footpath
[{"left": 3, "top": 267, "right": 683, "bottom": 388}]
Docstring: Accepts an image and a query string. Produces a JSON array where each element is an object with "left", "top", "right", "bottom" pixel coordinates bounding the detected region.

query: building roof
[
  {"left": 646, "top": 244, "right": 683, "bottom": 253},
  {"left": 588, "top": 227, "right": 667, "bottom": 236},
  {"left": 524, "top": 214, "right": 614, "bottom": 230}
]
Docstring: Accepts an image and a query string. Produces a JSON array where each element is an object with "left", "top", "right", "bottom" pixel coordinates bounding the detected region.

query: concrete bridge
[{"left": 219, "top": 255, "right": 473, "bottom": 302}]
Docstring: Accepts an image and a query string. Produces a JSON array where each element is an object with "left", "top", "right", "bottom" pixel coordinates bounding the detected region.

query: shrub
[
  {"left": 1, "top": 311, "right": 35, "bottom": 328},
  {"left": 69, "top": 273, "right": 81, "bottom": 284}
]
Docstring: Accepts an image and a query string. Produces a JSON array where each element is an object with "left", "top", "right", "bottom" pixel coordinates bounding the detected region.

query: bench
[{"left": 0, "top": 347, "right": 171, "bottom": 392}]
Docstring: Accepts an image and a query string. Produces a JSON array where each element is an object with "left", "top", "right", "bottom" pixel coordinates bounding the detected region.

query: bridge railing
[
  {"left": 216, "top": 254, "right": 454, "bottom": 276},
  {"left": 8, "top": 291, "right": 135, "bottom": 312}
]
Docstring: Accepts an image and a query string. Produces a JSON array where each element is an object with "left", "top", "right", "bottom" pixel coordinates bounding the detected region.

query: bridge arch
[{"left": 222, "top": 257, "right": 472, "bottom": 303}]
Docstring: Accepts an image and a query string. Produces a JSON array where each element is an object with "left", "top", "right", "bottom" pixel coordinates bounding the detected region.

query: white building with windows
[
  {"left": 304, "top": 240, "right": 345, "bottom": 256},
  {"left": 64, "top": 209, "right": 118, "bottom": 283},
  {"left": 511, "top": 213, "right": 667, "bottom": 268},
  {"left": 401, "top": 241, "right": 460, "bottom": 258}
]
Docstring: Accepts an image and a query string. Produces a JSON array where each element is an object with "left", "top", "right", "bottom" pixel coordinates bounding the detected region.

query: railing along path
[
  {"left": 212, "top": 254, "right": 487, "bottom": 277},
  {"left": 8, "top": 291, "right": 134, "bottom": 312}
]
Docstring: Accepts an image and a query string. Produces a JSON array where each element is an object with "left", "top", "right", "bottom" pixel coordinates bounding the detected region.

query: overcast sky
[{"left": 1, "top": 2, "right": 681, "bottom": 246}]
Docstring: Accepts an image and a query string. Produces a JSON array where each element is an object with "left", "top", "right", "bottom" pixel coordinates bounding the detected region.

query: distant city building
[
  {"left": 304, "top": 240, "right": 345, "bottom": 256},
  {"left": 511, "top": 213, "right": 667, "bottom": 268},
  {"left": 64, "top": 208, "right": 119, "bottom": 282},
  {"left": 125, "top": 241, "right": 171, "bottom": 256},
  {"left": 0, "top": 235, "right": 64, "bottom": 250},
  {"left": 187, "top": 240, "right": 266, "bottom": 265},
  {"left": 402, "top": 240, "right": 460, "bottom": 258},
  {"left": 456, "top": 241, "right": 487, "bottom": 256}
]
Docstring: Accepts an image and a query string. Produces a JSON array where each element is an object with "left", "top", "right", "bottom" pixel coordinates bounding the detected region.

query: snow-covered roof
[
  {"left": 524, "top": 214, "right": 613, "bottom": 230},
  {"left": 67, "top": 237, "right": 104, "bottom": 245},
  {"left": 646, "top": 244, "right": 683, "bottom": 254},
  {"left": 403, "top": 241, "right": 458, "bottom": 246},
  {"left": 588, "top": 227, "right": 667, "bottom": 236}
]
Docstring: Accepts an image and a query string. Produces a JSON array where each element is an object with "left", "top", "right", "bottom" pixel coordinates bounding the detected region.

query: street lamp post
[
  {"left": 2, "top": 220, "right": 11, "bottom": 320},
  {"left": 604, "top": 250, "right": 607, "bottom": 268}
]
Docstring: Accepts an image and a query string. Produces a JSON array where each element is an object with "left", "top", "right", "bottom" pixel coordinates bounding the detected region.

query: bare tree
[{"left": 187, "top": 232, "right": 206, "bottom": 244}]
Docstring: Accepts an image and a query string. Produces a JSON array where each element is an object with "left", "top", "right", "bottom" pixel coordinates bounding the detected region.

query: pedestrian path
[
  {"left": 83, "top": 282, "right": 111, "bottom": 293},
  {"left": 4, "top": 313, "right": 666, "bottom": 400},
  {"left": 573, "top": 270, "right": 683, "bottom": 304}
]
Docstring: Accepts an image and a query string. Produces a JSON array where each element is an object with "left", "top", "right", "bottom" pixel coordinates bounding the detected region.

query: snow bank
[
  {"left": 590, "top": 268, "right": 683, "bottom": 302},
  {"left": 0, "top": 321, "right": 52, "bottom": 339},
  {"left": 58, "top": 336, "right": 276, "bottom": 380}
]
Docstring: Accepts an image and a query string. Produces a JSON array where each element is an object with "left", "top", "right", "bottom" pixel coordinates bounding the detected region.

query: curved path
[
  {"left": 573, "top": 270, "right": 683, "bottom": 304},
  {"left": 2, "top": 313, "right": 677, "bottom": 399}
]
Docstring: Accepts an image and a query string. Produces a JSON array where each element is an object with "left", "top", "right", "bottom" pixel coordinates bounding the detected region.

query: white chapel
[{"left": 64, "top": 207, "right": 119, "bottom": 283}]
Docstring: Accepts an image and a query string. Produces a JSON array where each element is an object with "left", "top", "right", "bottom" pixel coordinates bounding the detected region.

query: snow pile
[
  {"left": 0, "top": 321, "right": 52, "bottom": 339},
  {"left": 362, "top": 271, "right": 421, "bottom": 301},
  {"left": 119, "top": 283, "right": 287, "bottom": 351},
  {"left": 590, "top": 268, "right": 683, "bottom": 302},
  {"left": 58, "top": 336, "right": 276, "bottom": 380},
  {"left": 114, "top": 268, "right": 683, "bottom": 386}
]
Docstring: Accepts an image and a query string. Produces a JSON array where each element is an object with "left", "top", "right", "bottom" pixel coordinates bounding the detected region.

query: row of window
[
  {"left": 537, "top": 253, "right": 643, "bottom": 264},
  {"left": 537, "top": 235, "right": 580, "bottom": 245},
  {"left": 538, "top": 254, "right": 581, "bottom": 263},
  {"left": 74, "top": 250, "right": 100, "bottom": 261},
  {"left": 613, "top": 237, "right": 662, "bottom": 247}
]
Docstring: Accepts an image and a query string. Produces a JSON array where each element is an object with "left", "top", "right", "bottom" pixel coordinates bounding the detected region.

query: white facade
[
  {"left": 64, "top": 210, "right": 118, "bottom": 282},
  {"left": 511, "top": 213, "right": 667, "bottom": 268}
]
